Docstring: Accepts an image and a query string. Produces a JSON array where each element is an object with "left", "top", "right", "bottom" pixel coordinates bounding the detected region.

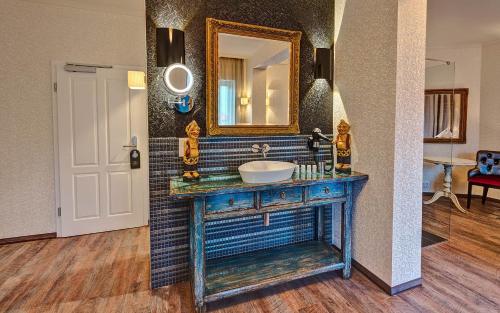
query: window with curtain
[
  {"left": 424, "top": 93, "right": 459, "bottom": 138},
  {"left": 218, "top": 80, "right": 236, "bottom": 125},
  {"left": 218, "top": 57, "right": 246, "bottom": 125}
]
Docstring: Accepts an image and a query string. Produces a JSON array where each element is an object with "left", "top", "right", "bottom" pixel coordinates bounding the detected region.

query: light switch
[{"left": 179, "top": 138, "right": 188, "bottom": 157}]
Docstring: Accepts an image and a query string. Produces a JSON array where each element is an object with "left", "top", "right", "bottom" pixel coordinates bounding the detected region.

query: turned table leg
[
  {"left": 423, "top": 163, "right": 452, "bottom": 205},
  {"left": 443, "top": 163, "right": 467, "bottom": 213},
  {"left": 423, "top": 164, "right": 467, "bottom": 213}
]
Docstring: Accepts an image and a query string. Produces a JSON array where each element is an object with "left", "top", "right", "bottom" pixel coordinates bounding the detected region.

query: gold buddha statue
[
  {"left": 183, "top": 120, "right": 201, "bottom": 181},
  {"left": 334, "top": 119, "right": 352, "bottom": 175}
]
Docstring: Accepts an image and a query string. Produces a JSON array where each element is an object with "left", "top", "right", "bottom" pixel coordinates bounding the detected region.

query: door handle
[{"left": 123, "top": 136, "right": 138, "bottom": 148}]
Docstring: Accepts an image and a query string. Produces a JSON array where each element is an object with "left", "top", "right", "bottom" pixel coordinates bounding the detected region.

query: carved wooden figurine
[
  {"left": 334, "top": 119, "right": 352, "bottom": 175},
  {"left": 183, "top": 120, "right": 201, "bottom": 181}
]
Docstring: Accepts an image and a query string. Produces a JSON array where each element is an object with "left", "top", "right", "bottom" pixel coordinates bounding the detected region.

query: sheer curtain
[
  {"left": 424, "top": 93, "right": 455, "bottom": 138},
  {"left": 218, "top": 80, "right": 236, "bottom": 125},
  {"left": 218, "top": 57, "right": 246, "bottom": 125}
]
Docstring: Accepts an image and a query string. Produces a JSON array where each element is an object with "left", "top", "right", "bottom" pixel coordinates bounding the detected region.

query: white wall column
[{"left": 334, "top": 0, "right": 426, "bottom": 290}]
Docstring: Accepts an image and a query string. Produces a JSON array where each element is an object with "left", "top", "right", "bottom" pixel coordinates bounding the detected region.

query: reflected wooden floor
[
  {"left": 1, "top": 198, "right": 499, "bottom": 313},
  {"left": 421, "top": 230, "right": 446, "bottom": 247}
]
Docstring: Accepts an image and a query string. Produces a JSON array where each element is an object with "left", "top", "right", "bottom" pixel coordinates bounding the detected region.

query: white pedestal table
[{"left": 423, "top": 156, "right": 476, "bottom": 213}]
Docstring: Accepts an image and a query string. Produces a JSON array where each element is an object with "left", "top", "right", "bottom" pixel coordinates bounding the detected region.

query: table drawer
[
  {"left": 206, "top": 192, "right": 255, "bottom": 213},
  {"left": 308, "top": 183, "right": 344, "bottom": 201},
  {"left": 260, "top": 187, "right": 303, "bottom": 207}
]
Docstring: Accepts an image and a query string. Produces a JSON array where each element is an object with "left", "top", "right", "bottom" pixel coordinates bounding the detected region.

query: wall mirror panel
[
  {"left": 424, "top": 88, "right": 468, "bottom": 143},
  {"left": 206, "top": 18, "right": 301, "bottom": 136}
]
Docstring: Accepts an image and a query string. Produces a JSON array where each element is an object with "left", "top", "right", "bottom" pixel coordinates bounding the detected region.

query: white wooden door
[{"left": 57, "top": 66, "right": 148, "bottom": 237}]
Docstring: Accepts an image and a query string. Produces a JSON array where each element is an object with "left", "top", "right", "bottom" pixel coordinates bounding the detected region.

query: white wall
[
  {"left": 0, "top": 0, "right": 146, "bottom": 239},
  {"left": 480, "top": 42, "right": 500, "bottom": 151},
  {"left": 251, "top": 69, "right": 267, "bottom": 124},
  {"left": 266, "top": 64, "right": 289, "bottom": 125},
  {"left": 424, "top": 46, "right": 482, "bottom": 195},
  {"left": 480, "top": 42, "right": 500, "bottom": 199},
  {"left": 335, "top": 0, "right": 425, "bottom": 287}
]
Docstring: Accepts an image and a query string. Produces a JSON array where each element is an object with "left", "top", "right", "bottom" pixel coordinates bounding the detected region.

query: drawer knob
[
  {"left": 280, "top": 192, "right": 287, "bottom": 200},
  {"left": 324, "top": 187, "right": 330, "bottom": 194},
  {"left": 228, "top": 198, "right": 235, "bottom": 206}
]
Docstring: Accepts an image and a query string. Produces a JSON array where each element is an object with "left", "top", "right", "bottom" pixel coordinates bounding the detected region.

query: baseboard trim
[
  {"left": 352, "top": 259, "right": 422, "bottom": 295},
  {"left": 0, "top": 232, "right": 57, "bottom": 245},
  {"left": 390, "top": 277, "right": 423, "bottom": 295},
  {"left": 423, "top": 192, "right": 500, "bottom": 204}
]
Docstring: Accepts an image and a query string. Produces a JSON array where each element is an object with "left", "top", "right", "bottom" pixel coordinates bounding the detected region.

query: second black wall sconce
[{"left": 314, "top": 46, "right": 333, "bottom": 88}]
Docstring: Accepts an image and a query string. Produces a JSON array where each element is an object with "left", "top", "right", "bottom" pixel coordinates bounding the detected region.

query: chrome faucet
[{"left": 251, "top": 144, "right": 270, "bottom": 158}]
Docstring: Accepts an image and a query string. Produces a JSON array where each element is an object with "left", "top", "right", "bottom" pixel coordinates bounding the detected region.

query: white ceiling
[
  {"left": 24, "top": 0, "right": 500, "bottom": 49},
  {"left": 427, "top": 0, "right": 500, "bottom": 48},
  {"left": 20, "top": 0, "right": 145, "bottom": 17},
  {"left": 219, "top": 33, "right": 289, "bottom": 60},
  {"left": 219, "top": 34, "right": 270, "bottom": 59}
]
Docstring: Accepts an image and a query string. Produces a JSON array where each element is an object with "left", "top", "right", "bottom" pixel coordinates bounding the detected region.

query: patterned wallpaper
[{"left": 146, "top": 0, "right": 334, "bottom": 137}]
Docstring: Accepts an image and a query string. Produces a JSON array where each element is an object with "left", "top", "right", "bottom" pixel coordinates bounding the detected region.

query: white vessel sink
[{"left": 238, "top": 161, "right": 296, "bottom": 184}]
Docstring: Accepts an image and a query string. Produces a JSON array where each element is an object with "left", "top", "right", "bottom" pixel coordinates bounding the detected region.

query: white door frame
[{"left": 51, "top": 61, "right": 149, "bottom": 237}]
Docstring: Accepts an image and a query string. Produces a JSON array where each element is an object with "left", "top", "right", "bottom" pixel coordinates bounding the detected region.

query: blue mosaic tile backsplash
[{"left": 149, "top": 135, "right": 333, "bottom": 288}]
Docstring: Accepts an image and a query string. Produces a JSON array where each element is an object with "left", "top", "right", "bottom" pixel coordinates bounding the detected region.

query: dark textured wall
[{"left": 146, "top": 0, "right": 334, "bottom": 137}]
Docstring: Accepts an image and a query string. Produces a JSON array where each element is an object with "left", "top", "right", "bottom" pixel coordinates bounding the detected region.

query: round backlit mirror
[{"left": 163, "top": 63, "right": 194, "bottom": 96}]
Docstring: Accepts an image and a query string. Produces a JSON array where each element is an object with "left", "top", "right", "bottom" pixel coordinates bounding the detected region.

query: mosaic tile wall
[
  {"left": 149, "top": 135, "right": 334, "bottom": 288},
  {"left": 206, "top": 204, "right": 338, "bottom": 259}
]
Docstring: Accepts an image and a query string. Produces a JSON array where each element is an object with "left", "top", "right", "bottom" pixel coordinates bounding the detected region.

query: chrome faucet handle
[
  {"left": 261, "top": 144, "right": 271, "bottom": 158},
  {"left": 251, "top": 144, "right": 261, "bottom": 153},
  {"left": 251, "top": 144, "right": 270, "bottom": 158}
]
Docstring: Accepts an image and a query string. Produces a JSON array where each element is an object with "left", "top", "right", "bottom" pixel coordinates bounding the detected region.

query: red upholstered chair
[{"left": 467, "top": 150, "right": 500, "bottom": 208}]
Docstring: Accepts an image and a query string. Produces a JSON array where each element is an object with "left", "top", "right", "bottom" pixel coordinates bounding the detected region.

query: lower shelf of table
[{"left": 204, "top": 241, "right": 344, "bottom": 302}]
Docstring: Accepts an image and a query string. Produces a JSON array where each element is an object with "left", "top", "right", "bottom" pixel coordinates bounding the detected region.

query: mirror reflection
[
  {"left": 163, "top": 64, "right": 193, "bottom": 96},
  {"left": 169, "top": 67, "right": 188, "bottom": 90},
  {"left": 424, "top": 88, "right": 468, "bottom": 143},
  {"left": 218, "top": 33, "right": 291, "bottom": 126}
]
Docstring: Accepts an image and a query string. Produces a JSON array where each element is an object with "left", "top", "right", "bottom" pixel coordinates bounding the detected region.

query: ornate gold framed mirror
[{"left": 206, "top": 18, "right": 301, "bottom": 136}]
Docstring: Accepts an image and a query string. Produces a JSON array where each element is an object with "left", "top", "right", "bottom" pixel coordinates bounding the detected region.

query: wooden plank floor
[{"left": 1, "top": 198, "right": 499, "bottom": 313}]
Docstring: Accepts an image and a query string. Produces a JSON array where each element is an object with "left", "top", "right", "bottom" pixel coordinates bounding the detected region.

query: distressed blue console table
[{"left": 170, "top": 172, "right": 368, "bottom": 312}]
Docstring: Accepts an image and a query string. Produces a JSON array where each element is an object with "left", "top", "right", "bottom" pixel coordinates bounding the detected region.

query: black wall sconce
[
  {"left": 314, "top": 46, "right": 333, "bottom": 88},
  {"left": 156, "top": 28, "right": 185, "bottom": 67},
  {"left": 156, "top": 27, "right": 194, "bottom": 113}
]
